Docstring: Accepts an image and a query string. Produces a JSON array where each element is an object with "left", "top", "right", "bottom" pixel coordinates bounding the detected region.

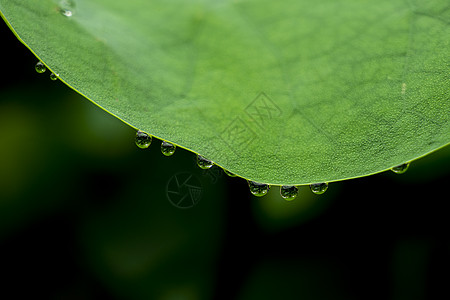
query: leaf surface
[{"left": 1, "top": 0, "right": 448, "bottom": 184}]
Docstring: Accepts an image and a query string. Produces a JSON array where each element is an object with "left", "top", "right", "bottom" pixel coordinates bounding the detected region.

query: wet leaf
[{"left": 1, "top": 0, "right": 448, "bottom": 184}]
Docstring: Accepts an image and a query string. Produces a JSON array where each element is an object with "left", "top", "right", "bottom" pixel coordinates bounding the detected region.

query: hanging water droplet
[
  {"left": 197, "top": 155, "right": 213, "bottom": 169},
  {"left": 35, "top": 61, "right": 46, "bottom": 73},
  {"left": 391, "top": 162, "right": 410, "bottom": 174},
  {"left": 161, "top": 141, "right": 176, "bottom": 156},
  {"left": 310, "top": 182, "right": 328, "bottom": 195},
  {"left": 280, "top": 185, "right": 298, "bottom": 201},
  {"left": 248, "top": 181, "right": 270, "bottom": 197},
  {"left": 135, "top": 130, "right": 152, "bottom": 149},
  {"left": 223, "top": 169, "right": 236, "bottom": 177},
  {"left": 49, "top": 72, "right": 58, "bottom": 81}
]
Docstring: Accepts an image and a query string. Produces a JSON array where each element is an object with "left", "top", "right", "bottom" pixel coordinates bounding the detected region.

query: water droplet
[
  {"left": 35, "top": 61, "right": 46, "bottom": 73},
  {"left": 248, "top": 181, "right": 270, "bottom": 197},
  {"left": 223, "top": 169, "right": 236, "bottom": 177},
  {"left": 59, "top": 0, "right": 75, "bottom": 17},
  {"left": 161, "top": 141, "right": 176, "bottom": 156},
  {"left": 197, "top": 155, "right": 213, "bottom": 169},
  {"left": 135, "top": 131, "right": 152, "bottom": 149},
  {"left": 280, "top": 185, "right": 298, "bottom": 201},
  {"left": 391, "top": 162, "right": 410, "bottom": 174},
  {"left": 61, "top": 9, "right": 72, "bottom": 17},
  {"left": 49, "top": 72, "right": 59, "bottom": 81},
  {"left": 310, "top": 182, "right": 328, "bottom": 195}
]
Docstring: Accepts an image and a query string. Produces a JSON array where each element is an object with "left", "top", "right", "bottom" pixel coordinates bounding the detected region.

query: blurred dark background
[{"left": 0, "top": 19, "right": 449, "bottom": 300}]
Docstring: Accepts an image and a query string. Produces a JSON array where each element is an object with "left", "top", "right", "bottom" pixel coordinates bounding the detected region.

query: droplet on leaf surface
[
  {"left": 310, "top": 182, "right": 328, "bottom": 195},
  {"left": 49, "top": 72, "right": 58, "bottom": 81},
  {"left": 35, "top": 61, "right": 46, "bottom": 73},
  {"left": 61, "top": 9, "right": 72, "bottom": 17},
  {"left": 391, "top": 162, "right": 410, "bottom": 174},
  {"left": 196, "top": 155, "right": 213, "bottom": 169},
  {"left": 248, "top": 181, "right": 270, "bottom": 197},
  {"left": 59, "top": 0, "right": 75, "bottom": 17},
  {"left": 223, "top": 169, "right": 237, "bottom": 177},
  {"left": 280, "top": 185, "right": 299, "bottom": 201},
  {"left": 161, "top": 141, "right": 176, "bottom": 156},
  {"left": 135, "top": 131, "right": 152, "bottom": 149}
]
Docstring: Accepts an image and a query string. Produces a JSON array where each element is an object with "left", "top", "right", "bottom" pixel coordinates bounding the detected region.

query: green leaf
[{"left": 1, "top": 0, "right": 448, "bottom": 185}]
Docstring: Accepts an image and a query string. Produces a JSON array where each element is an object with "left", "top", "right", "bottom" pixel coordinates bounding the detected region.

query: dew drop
[
  {"left": 59, "top": 0, "right": 75, "bottom": 17},
  {"left": 161, "top": 141, "right": 176, "bottom": 156},
  {"left": 280, "top": 185, "right": 298, "bottom": 201},
  {"left": 197, "top": 155, "right": 213, "bottom": 169},
  {"left": 35, "top": 61, "right": 46, "bottom": 73},
  {"left": 135, "top": 131, "right": 152, "bottom": 149},
  {"left": 310, "top": 182, "right": 328, "bottom": 195},
  {"left": 223, "top": 169, "right": 236, "bottom": 177},
  {"left": 61, "top": 9, "right": 72, "bottom": 17},
  {"left": 391, "top": 162, "right": 410, "bottom": 174},
  {"left": 49, "top": 72, "right": 59, "bottom": 81},
  {"left": 248, "top": 181, "right": 270, "bottom": 197}
]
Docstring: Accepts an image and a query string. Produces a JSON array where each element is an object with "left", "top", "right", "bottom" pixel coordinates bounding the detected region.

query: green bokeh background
[{"left": 0, "top": 20, "right": 449, "bottom": 299}]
